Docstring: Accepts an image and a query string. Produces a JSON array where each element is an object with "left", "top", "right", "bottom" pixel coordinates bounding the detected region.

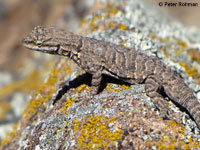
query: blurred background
[{"left": 0, "top": 0, "right": 199, "bottom": 140}]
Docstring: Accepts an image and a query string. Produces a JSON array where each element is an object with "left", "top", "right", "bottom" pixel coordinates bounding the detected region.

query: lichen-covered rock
[{"left": 1, "top": 0, "right": 200, "bottom": 149}]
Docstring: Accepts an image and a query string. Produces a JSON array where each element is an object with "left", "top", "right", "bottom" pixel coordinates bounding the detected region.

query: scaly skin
[{"left": 23, "top": 26, "right": 200, "bottom": 129}]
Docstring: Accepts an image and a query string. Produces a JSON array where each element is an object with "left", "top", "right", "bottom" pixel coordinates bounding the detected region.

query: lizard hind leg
[{"left": 144, "top": 75, "right": 171, "bottom": 120}]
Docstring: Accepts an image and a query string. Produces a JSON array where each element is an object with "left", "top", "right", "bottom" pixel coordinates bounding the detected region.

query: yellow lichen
[
  {"left": 106, "top": 83, "right": 131, "bottom": 93},
  {"left": 61, "top": 97, "right": 77, "bottom": 114},
  {"left": 177, "top": 40, "right": 188, "bottom": 49},
  {"left": 66, "top": 67, "right": 73, "bottom": 74},
  {"left": 120, "top": 84, "right": 131, "bottom": 90},
  {"left": 107, "top": 1, "right": 114, "bottom": 8},
  {"left": 89, "top": 16, "right": 103, "bottom": 31},
  {"left": 22, "top": 68, "right": 59, "bottom": 120},
  {"left": 179, "top": 62, "right": 200, "bottom": 82},
  {"left": 166, "top": 45, "right": 172, "bottom": 49},
  {"left": 40, "top": 130, "right": 45, "bottom": 133},
  {"left": 105, "top": 8, "right": 119, "bottom": 15},
  {"left": 76, "top": 84, "right": 87, "bottom": 93},
  {"left": 105, "top": 2, "right": 120, "bottom": 15},
  {"left": 107, "top": 22, "right": 127, "bottom": 31},
  {"left": 77, "top": 115, "right": 123, "bottom": 149},
  {"left": 150, "top": 33, "right": 169, "bottom": 43},
  {"left": 72, "top": 120, "right": 81, "bottom": 132},
  {"left": 175, "top": 49, "right": 182, "bottom": 55},
  {"left": 60, "top": 121, "right": 68, "bottom": 132},
  {"left": 119, "top": 24, "right": 127, "bottom": 30},
  {"left": 0, "top": 101, "right": 10, "bottom": 120},
  {"left": 188, "top": 49, "right": 200, "bottom": 63},
  {"left": 163, "top": 50, "right": 169, "bottom": 58},
  {"left": 150, "top": 33, "right": 156, "bottom": 39},
  {"left": 158, "top": 37, "right": 169, "bottom": 43},
  {"left": 106, "top": 83, "right": 113, "bottom": 89},
  {"left": 108, "top": 22, "right": 118, "bottom": 29},
  {"left": 112, "top": 88, "right": 121, "bottom": 92},
  {"left": 106, "top": 83, "right": 122, "bottom": 93}
]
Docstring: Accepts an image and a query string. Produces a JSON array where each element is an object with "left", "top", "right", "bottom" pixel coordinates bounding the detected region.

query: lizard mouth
[{"left": 23, "top": 42, "right": 59, "bottom": 54}]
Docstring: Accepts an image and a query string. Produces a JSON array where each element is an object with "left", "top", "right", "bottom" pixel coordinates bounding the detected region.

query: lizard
[{"left": 23, "top": 26, "right": 200, "bottom": 129}]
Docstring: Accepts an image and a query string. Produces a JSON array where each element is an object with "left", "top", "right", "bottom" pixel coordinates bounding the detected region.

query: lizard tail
[
  {"left": 184, "top": 94, "right": 200, "bottom": 129},
  {"left": 167, "top": 81, "right": 200, "bottom": 129},
  {"left": 162, "top": 74, "right": 200, "bottom": 128},
  {"left": 161, "top": 67, "right": 200, "bottom": 129}
]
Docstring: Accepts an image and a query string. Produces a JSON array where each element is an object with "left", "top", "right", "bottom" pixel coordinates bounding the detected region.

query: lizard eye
[{"left": 36, "top": 41, "right": 43, "bottom": 47}]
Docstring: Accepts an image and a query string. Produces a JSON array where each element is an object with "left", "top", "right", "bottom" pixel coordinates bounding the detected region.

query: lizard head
[
  {"left": 23, "top": 26, "right": 61, "bottom": 54},
  {"left": 23, "top": 26, "right": 81, "bottom": 57}
]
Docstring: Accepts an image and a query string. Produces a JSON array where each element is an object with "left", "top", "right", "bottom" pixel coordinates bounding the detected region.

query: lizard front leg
[{"left": 89, "top": 66, "right": 103, "bottom": 95}]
